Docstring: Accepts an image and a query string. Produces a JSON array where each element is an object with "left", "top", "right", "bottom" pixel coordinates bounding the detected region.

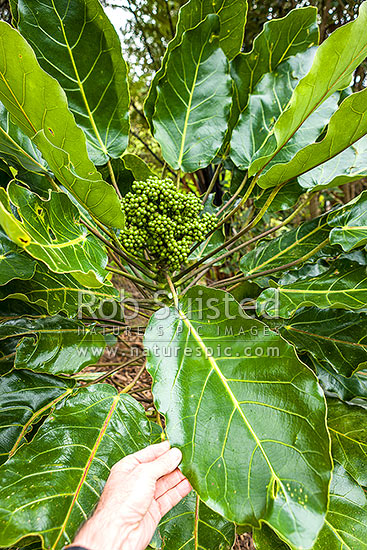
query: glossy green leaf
[
  {"left": 311, "top": 356, "right": 367, "bottom": 403},
  {"left": 189, "top": 229, "right": 226, "bottom": 265},
  {"left": 13, "top": 172, "right": 54, "bottom": 200},
  {"left": 257, "top": 87, "right": 367, "bottom": 189},
  {"left": 144, "top": 0, "right": 248, "bottom": 128},
  {"left": 277, "top": 258, "right": 332, "bottom": 287},
  {"left": 257, "top": 258, "right": 367, "bottom": 318},
  {"left": 0, "top": 385, "right": 151, "bottom": 549},
  {"left": 152, "top": 16, "right": 232, "bottom": 172},
  {"left": 0, "top": 262, "right": 119, "bottom": 317},
  {"left": 230, "top": 49, "right": 338, "bottom": 172},
  {"left": 14, "top": 0, "right": 130, "bottom": 165},
  {"left": 240, "top": 216, "right": 330, "bottom": 286},
  {"left": 0, "top": 183, "right": 107, "bottom": 284},
  {"left": 309, "top": 464, "right": 367, "bottom": 550},
  {"left": 327, "top": 398, "right": 367, "bottom": 487},
  {"left": 230, "top": 7, "right": 318, "bottom": 116},
  {"left": 249, "top": 3, "right": 367, "bottom": 180},
  {"left": 0, "top": 298, "right": 46, "bottom": 318},
  {"left": 254, "top": 180, "right": 304, "bottom": 213},
  {"left": 154, "top": 492, "right": 235, "bottom": 550},
  {"left": 0, "top": 228, "right": 35, "bottom": 285},
  {"left": 121, "top": 153, "right": 155, "bottom": 181},
  {"left": 0, "top": 23, "right": 124, "bottom": 228},
  {"left": 328, "top": 190, "right": 367, "bottom": 252},
  {"left": 0, "top": 315, "right": 109, "bottom": 375},
  {"left": 312, "top": 407, "right": 367, "bottom": 549},
  {"left": 0, "top": 369, "right": 74, "bottom": 464},
  {"left": 298, "top": 135, "right": 367, "bottom": 191},
  {"left": 253, "top": 463, "right": 367, "bottom": 550},
  {"left": 210, "top": 0, "right": 248, "bottom": 60},
  {"left": 280, "top": 309, "right": 367, "bottom": 378},
  {"left": 145, "top": 286, "right": 332, "bottom": 549},
  {"left": 0, "top": 104, "right": 47, "bottom": 174},
  {"left": 240, "top": 215, "right": 331, "bottom": 286}
]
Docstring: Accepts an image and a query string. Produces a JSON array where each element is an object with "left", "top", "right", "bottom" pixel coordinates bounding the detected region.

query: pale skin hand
[{"left": 72, "top": 441, "right": 192, "bottom": 550}]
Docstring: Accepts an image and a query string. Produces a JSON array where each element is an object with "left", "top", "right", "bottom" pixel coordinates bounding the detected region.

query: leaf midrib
[
  {"left": 50, "top": 0, "right": 108, "bottom": 156},
  {"left": 177, "top": 38, "right": 208, "bottom": 167},
  {"left": 176, "top": 305, "right": 281, "bottom": 485},
  {"left": 9, "top": 388, "right": 73, "bottom": 458},
  {"left": 51, "top": 393, "right": 119, "bottom": 549},
  {"left": 284, "top": 326, "right": 367, "bottom": 350}
]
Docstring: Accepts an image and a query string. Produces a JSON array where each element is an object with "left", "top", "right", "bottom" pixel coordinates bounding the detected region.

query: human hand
[{"left": 72, "top": 441, "right": 192, "bottom": 550}]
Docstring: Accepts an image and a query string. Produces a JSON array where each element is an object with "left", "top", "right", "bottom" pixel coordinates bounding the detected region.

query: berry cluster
[{"left": 120, "top": 177, "right": 217, "bottom": 271}]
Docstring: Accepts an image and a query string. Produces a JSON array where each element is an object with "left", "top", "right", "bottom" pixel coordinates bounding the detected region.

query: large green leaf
[
  {"left": 0, "top": 228, "right": 35, "bottom": 285},
  {"left": 0, "top": 298, "right": 45, "bottom": 318},
  {"left": 153, "top": 492, "right": 235, "bottom": 550},
  {"left": 145, "top": 286, "right": 332, "bottom": 549},
  {"left": 310, "top": 356, "right": 367, "bottom": 403},
  {"left": 121, "top": 153, "right": 155, "bottom": 182},
  {"left": 240, "top": 214, "right": 331, "bottom": 286},
  {"left": 0, "top": 316, "right": 108, "bottom": 376},
  {"left": 327, "top": 398, "right": 367, "bottom": 487},
  {"left": 248, "top": 3, "right": 367, "bottom": 180},
  {"left": 0, "top": 369, "right": 74, "bottom": 464},
  {"left": 230, "top": 49, "right": 338, "bottom": 172},
  {"left": 280, "top": 309, "right": 367, "bottom": 378},
  {"left": 328, "top": 190, "right": 367, "bottom": 252},
  {"left": 257, "top": 87, "right": 367, "bottom": 189},
  {"left": 0, "top": 104, "right": 47, "bottom": 174},
  {"left": 306, "top": 464, "right": 367, "bottom": 550},
  {"left": 253, "top": 463, "right": 367, "bottom": 550},
  {"left": 14, "top": 0, "right": 130, "bottom": 166},
  {"left": 257, "top": 258, "right": 367, "bottom": 318},
  {"left": 152, "top": 16, "right": 232, "bottom": 172},
  {"left": 298, "top": 135, "right": 367, "bottom": 191},
  {"left": 0, "top": 262, "right": 119, "bottom": 317},
  {"left": 0, "top": 183, "right": 107, "bottom": 284},
  {"left": 0, "top": 22, "right": 124, "bottom": 228},
  {"left": 144, "top": 0, "right": 248, "bottom": 128},
  {"left": 0, "top": 385, "right": 151, "bottom": 549},
  {"left": 230, "top": 7, "right": 318, "bottom": 116},
  {"left": 254, "top": 180, "right": 304, "bottom": 214}
]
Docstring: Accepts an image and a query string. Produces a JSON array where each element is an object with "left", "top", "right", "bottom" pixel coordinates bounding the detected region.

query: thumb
[{"left": 148, "top": 447, "right": 183, "bottom": 480}]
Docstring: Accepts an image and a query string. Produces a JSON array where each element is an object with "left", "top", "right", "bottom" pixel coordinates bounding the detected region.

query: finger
[
  {"left": 149, "top": 447, "right": 183, "bottom": 481},
  {"left": 131, "top": 441, "right": 171, "bottom": 463},
  {"left": 111, "top": 441, "right": 171, "bottom": 475},
  {"left": 157, "top": 478, "right": 192, "bottom": 517},
  {"left": 155, "top": 468, "right": 186, "bottom": 499}
]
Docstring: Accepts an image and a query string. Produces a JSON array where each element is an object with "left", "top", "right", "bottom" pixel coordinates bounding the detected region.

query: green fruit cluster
[{"left": 120, "top": 177, "right": 217, "bottom": 271}]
